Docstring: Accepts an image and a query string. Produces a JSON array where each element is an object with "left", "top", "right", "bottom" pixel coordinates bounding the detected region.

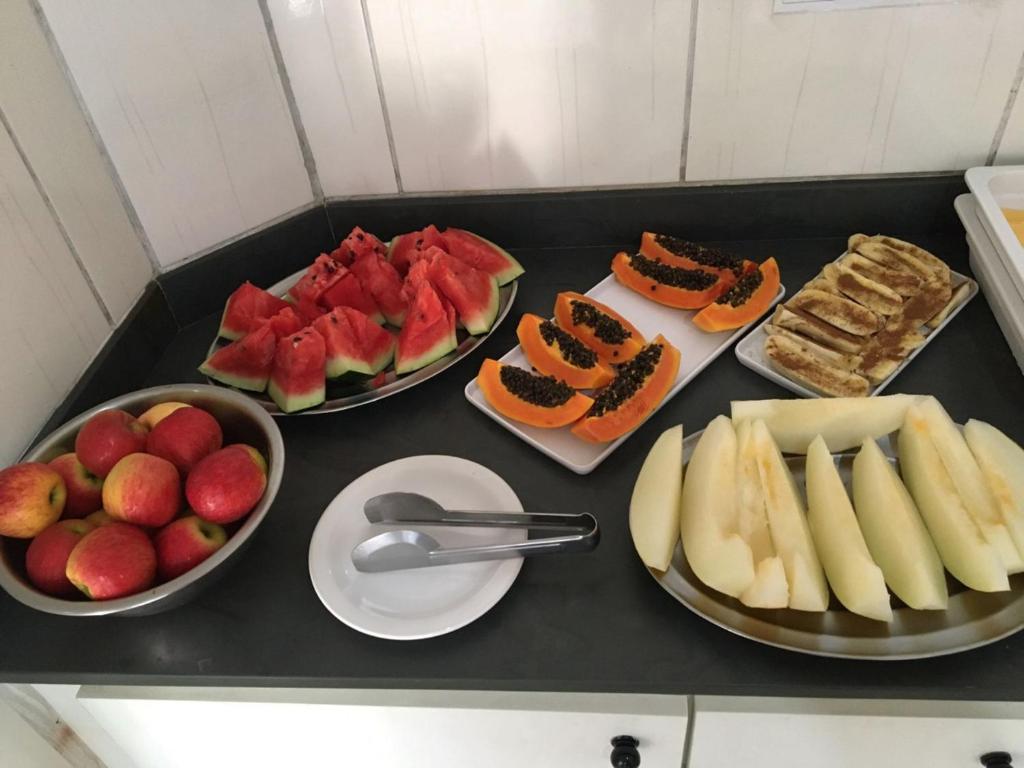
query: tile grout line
[
  {"left": 257, "top": 0, "right": 324, "bottom": 204},
  {"left": 985, "top": 47, "right": 1024, "bottom": 165},
  {"left": 0, "top": 102, "right": 114, "bottom": 326},
  {"left": 678, "top": 0, "right": 701, "bottom": 182},
  {"left": 28, "top": 0, "right": 160, "bottom": 276},
  {"left": 361, "top": 0, "right": 403, "bottom": 194}
]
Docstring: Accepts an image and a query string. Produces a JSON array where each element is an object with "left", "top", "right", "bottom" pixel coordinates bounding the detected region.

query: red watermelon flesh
[
  {"left": 319, "top": 270, "right": 385, "bottom": 324},
  {"left": 313, "top": 307, "right": 395, "bottom": 377},
  {"left": 342, "top": 227, "right": 386, "bottom": 262},
  {"left": 387, "top": 224, "right": 448, "bottom": 276},
  {"left": 426, "top": 253, "right": 499, "bottom": 335},
  {"left": 266, "top": 306, "right": 304, "bottom": 339},
  {"left": 268, "top": 329, "right": 326, "bottom": 413},
  {"left": 401, "top": 259, "right": 434, "bottom": 304},
  {"left": 288, "top": 254, "right": 344, "bottom": 303},
  {"left": 293, "top": 295, "right": 325, "bottom": 325},
  {"left": 442, "top": 228, "right": 524, "bottom": 286},
  {"left": 200, "top": 324, "right": 277, "bottom": 392},
  {"left": 350, "top": 253, "right": 407, "bottom": 326},
  {"left": 395, "top": 282, "right": 457, "bottom": 374},
  {"left": 219, "top": 282, "right": 291, "bottom": 340},
  {"left": 328, "top": 242, "right": 354, "bottom": 267}
]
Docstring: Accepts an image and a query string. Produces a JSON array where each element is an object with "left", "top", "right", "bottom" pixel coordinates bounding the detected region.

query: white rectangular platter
[
  {"left": 734, "top": 257, "right": 977, "bottom": 399},
  {"left": 465, "top": 272, "right": 785, "bottom": 474}
]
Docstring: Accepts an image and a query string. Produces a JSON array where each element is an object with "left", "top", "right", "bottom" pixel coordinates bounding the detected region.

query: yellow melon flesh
[
  {"left": 805, "top": 436, "right": 892, "bottom": 621},
  {"left": 730, "top": 395, "right": 921, "bottom": 454},
  {"left": 751, "top": 420, "right": 829, "bottom": 611},
  {"left": 852, "top": 438, "right": 947, "bottom": 610},
  {"left": 629, "top": 425, "right": 683, "bottom": 572},
  {"left": 680, "top": 416, "right": 755, "bottom": 598},
  {"left": 965, "top": 419, "right": 1024, "bottom": 562},
  {"left": 735, "top": 420, "right": 788, "bottom": 609},
  {"left": 915, "top": 397, "right": 1024, "bottom": 572},
  {"left": 899, "top": 405, "right": 1009, "bottom": 592}
]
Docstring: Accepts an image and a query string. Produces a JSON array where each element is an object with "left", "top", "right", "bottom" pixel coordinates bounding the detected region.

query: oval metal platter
[
  {"left": 204, "top": 267, "right": 518, "bottom": 416},
  {"left": 651, "top": 428, "right": 1024, "bottom": 660}
]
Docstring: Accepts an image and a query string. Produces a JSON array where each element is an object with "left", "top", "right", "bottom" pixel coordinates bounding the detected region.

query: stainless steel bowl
[{"left": 0, "top": 384, "right": 284, "bottom": 616}]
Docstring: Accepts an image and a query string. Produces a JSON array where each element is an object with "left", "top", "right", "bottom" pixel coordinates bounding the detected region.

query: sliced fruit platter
[
  {"left": 466, "top": 233, "right": 784, "bottom": 474},
  {"left": 201, "top": 225, "right": 523, "bottom": 414},
  {"left": 630, "top": 395, "right": 1024, "bottom": 658}
]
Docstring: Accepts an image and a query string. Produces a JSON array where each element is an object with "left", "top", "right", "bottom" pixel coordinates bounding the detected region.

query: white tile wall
[
  {"left": 0, "top": 0, "right": 152, "bottom": 321},
  {"left": 995, "top": 89, "right": 1024, "bottom": 165},
  {"left": 366, "top": 0, "right": 691, "bottom": 192},
  {"left": 686, "top": 0, "right": 1024, "bottom": 181},
  {"left": 38, "top": 0, "right": 314, "bottom": 268},
  {"left": 266, "top": 0, "right": 397, "bottom": 197},
  {"left": 0, "top": 121, "right": 109, "bottom": 465}
]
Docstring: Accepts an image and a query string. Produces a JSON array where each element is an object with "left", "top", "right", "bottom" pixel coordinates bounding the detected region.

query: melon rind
[
  {"left": 199, "top": 362, "right": 269, "bottom": 393},
  {"left": 394, "top": 334, "right": 455, "bottom": 375},
  {"left": 268, "top": 378, "right": 325, "bottom": 413},
  {"left": 466, "top": 232, "right": 524, "bottom": 285}
]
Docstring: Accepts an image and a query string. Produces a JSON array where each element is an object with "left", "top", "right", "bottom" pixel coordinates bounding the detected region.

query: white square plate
[{"left": 465, "top": 272, "right": 784, "bottom": 474}]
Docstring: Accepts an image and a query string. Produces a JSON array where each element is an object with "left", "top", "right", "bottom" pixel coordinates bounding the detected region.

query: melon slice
[
  {"left": 350, "top": 253, "right": 407, "bottom": 326},
  {"left": 852, "top": 438, "right": 947, "bottom": 610},
  {"left": 395, "top": 282, "right": 457, "bottom": 374},
  {"left": 629, "top": 424, "right": 683, "bottom": 572},
  {"left": 679, "top": 416, "right": 755, "bottom": 598},
  {"left": 200, "top": 324, "right": 277, "bottom": 392},
  {"left": 268, "top": 329, "right": 326, "bottom": 413},
  {"left": 388, "top": 224, "right": 447, "bottom": 276},
  {"left": 313, "top": 307, "right": 394, "bottom": 378},
  {"left": 734, "top": 420, "right": 788, "bottom": 609},
  {"left": 218, "top": 282, "right": 291, "bottom": 340},
  {"left": 319, "top": 270, "right": 385, "bottom": 324},
  {"left": 288, "top": 254, "right": 345, "bottom": 304},
  {"left": 965, "top": 419, "right": 1024, "bottom": 562},
  {"left": 427, "top": 252, "right": 499, "bottom": 335},
  {"left": 899, "top": 404, "right": 1009, "bottom": 592},
  {"left": 751, "top": 419, "right": 829, "bottom": 611},
  {"left": 805, "top": 436, "right": 892, "bottom": 621},
  {"left": 266, "top": 306, "right": 304, "bottom": 339},
  {"left": 731, "top": 395, "right": 921, "bottom": 454},
  {"left": 915, "top": 397, "right": 1024, "bottom": 572},
  {"left": 442, "top": 228, "right": 524, "bottom": 285}
]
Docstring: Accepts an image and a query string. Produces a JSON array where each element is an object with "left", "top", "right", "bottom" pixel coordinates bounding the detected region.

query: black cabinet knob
[
  {"left": 610, "top": 735, "right": 640, "bottom": 768},
  {"left": 981, "top": 752, "right": 1013, "bottom": 767}
]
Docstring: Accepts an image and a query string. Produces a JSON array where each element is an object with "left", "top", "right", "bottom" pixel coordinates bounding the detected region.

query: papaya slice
[
  {"left": 693, "top": 258, "right": 781, "bottom": 332},
  {"left": 640, "top": 232, "right": 750, "bottom": 282},
  {"left": 571, "top": 335, "right": 681, "bottom": 443},
  {"left": 553, "top": 291, "right": 646, "bottom": 363},
  {"left": 516, "top": 314, "right": 615, "bottom": 390},
  {"left": 612, "top": 252, "right": 733, "bottom": 309},
  {"left": 477, "top": 359, "right": 594, "bottom": 428}
]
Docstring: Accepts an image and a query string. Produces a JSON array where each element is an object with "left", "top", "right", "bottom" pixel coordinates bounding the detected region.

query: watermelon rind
[
  {"left": 267, "top": 330, "right": 326, "bottom": 413},
  {"left": 395, "top": 285, "right": 457, "bottom": 375},
  {"left": 199, "top": 362, "right": 269, "bottom": 393},
  {"left": 446, "top": 230, "right": 524, "bottom": 286},
  {"left": 268, "top": 378, "right": 325, "bottom": 413},
  {"left": 394, "top": 335, "right": 455, "bottom": 375}
]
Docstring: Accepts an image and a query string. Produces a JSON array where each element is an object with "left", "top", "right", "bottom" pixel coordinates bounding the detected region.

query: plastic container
[{"left": 964, "top": 165, "right": 1024, "bottom": 300}]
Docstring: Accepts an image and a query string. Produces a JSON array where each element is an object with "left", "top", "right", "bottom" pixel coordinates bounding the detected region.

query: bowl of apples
[{"left": 0, "top": 384, "right": 284, "bottom": 616}]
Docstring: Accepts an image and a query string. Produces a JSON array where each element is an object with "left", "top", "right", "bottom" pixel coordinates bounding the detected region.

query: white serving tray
[
  {"left": 465, "top": 272, "right": 785, "bottom": 474},
  {"left": 734, "top": 254, "right": 977, "bottom": 398},
  {"left": 965, "top": 165, "right": 1024, "bottom": 301},
  {"left": 954, "top": 194, "right": 1024, "bottom": 377}
]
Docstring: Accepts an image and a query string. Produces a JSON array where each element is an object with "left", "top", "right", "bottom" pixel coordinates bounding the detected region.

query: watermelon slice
[
  {"left": 387, "top": 224, "right": 447, "bottom": 276},
  {"left": 395, "top": 282, "right": 457, "bottom": 374},
  {"left": 266, "top": 306, "right": 304, "bottom": 339},
  {"left": 293, "top": 295, "right": 325, "bottom": 325},
  {"left": 319, "top": 270, "right": 385, "bottom": 323},
  {"left": 401, "top": 258, "right": 434, "bottom": 304},
  {"left": 350, "top": 253, "right": 407, "bottom": 326},
  {"left": 427, "top": 253, "right": 499, "bottom": 335},
  {"left": 289, "top": 254, "right": 344, "bottom": 303},
  {"left": 442, "top": 228, "right": 524, "bottom": 285},
  {"left": 268, "top": 329, "right": 326, "bottom": 413},
  {"left": 331, "top": 226, "right": 387, "bottom": 267},
  {"left": 313, "top": 307, "right": 395, "bottom": 377},
  {"left": 200, "top": 324, "right": 277, "bottom": 392},
  {"left": 219, "top": 282, "right": 291, "bottom": 340}
]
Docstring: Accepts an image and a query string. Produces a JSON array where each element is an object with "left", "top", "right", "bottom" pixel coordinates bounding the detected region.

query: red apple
[
  {"left": 65, "top": 523, "right": 156, "bottom": 600},
  {"left": 145, "top": 406, "right": 223, "bottom": 475},
  {"left": 74, "top": 409, "right": 147, "bottom": 478},
  {"left": 137, "top": 401, "right": 190, "bottom": 430},
  {"left": 26, "top": 519, "right": 95, "bottom": 597},
  {"left": 155, "top": 515, "right": 227, "bottom": 581},
  {"left": 186, "top": 445, "right": 267, "bottom": 524},
  {"left": 103, "top": 453, "right": 181, "bottom": 527},
  {"left": 0, "top": 463, "right": 66, "bottom": 538},
  {"left": 48, "top": 453, "right": 103, "bottom": 518},
  {"left": 85, "top": 509, "right": 115, "bottom": 528}
]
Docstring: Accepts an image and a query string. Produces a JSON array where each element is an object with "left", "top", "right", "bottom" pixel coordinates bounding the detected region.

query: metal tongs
[{"left": 351, "top": 492, "right": 599, "bottom": 573}]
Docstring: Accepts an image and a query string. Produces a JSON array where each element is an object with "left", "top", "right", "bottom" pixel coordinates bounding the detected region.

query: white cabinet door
[
  {"left": 690, "top": 697, "right": 1024, "bottom": 768},
  {"left": 74, "top": 687, "right": 687, "bottom": 768}
]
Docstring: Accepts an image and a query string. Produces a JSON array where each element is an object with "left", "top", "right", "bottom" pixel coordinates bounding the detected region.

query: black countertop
[{"left": 3, "top": 179, "right": 1024, "bottom": 699}]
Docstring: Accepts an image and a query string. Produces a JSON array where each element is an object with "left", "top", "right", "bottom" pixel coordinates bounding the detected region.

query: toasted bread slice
[
  {"left": 789, "top": 289, "right": 881, "bottom": 336},
  {"left": 848, "top": 234, "right": 870, "bottom": 252},
  {"left": 840, "top": 253, "right": 922, "bottom": 297},
  {"left": 764, "top": 325, "right": 863, "bottom": 371},
  {"left": 770, "top": 305, "right": 865, "bottom": 354},
  {"left": 855, "top": 242, "right": 933, "bottom": 280},
  {"left": 926, "top": 281, "right": 971, "bottom": 329},
  {"left": 765, "top": 334, "right": 870, "bottom": 397},
  {"left": 856, "top": 325, "right": 927, "bottom": 384},
  {"left": 896, "top": 278, "right": 952, "bottom": 329},
  {"left": 824, "top": 263, "right": 902, "bottom": 316},
  {"left": 869, "top": 236, "right": 950, "bottom": 285}
]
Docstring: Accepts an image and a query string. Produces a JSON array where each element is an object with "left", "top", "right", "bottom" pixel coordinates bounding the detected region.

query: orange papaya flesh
[
  {"left": 611, "top": 252, "right": 732, "bottom": 309},
  {"left": 639, "top": 232, "right": 745, "bottom": 283},
  {"left": 570, "top": 334, "right": 681, "bottom": 443},
  {"left": 516, "top": 314, "right": 614, "bottom": 390},
  {"left": 477, "top": 359, "right": 593, "bottom": 428},
  {"left": 552, "top": 291, "right": 646, "bottom": 363},
  {"left": 693, "top": 258, "right": 781, "bottom": 333}
]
